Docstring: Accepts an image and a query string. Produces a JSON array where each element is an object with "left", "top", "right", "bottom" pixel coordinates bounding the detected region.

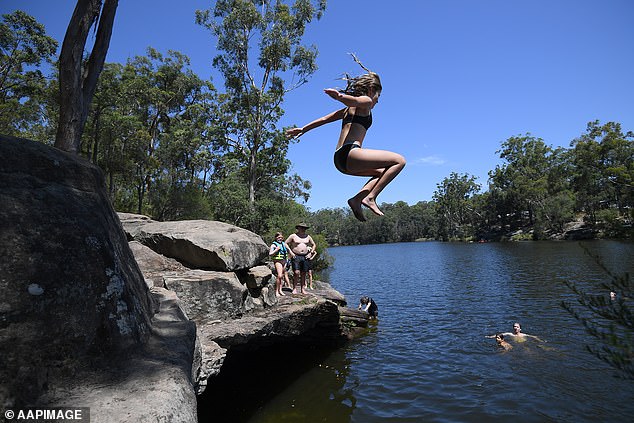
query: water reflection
[
  {"left": 198, "top": 342, "right": 357, "bottom": 423},
  {"left": 247, "top": 347, "right": 356, "bottom": 423}
]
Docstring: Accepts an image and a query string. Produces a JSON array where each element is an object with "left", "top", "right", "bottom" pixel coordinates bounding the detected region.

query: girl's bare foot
[
  {"left": 348, "top": 198, "right": 366, "bottom": 222},
  {"left": 362, "top": 197, "right": 384, "bottom": 216}
]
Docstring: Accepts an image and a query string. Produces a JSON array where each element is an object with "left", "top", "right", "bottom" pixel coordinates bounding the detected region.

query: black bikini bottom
[{"left": 333, "top": 142, "right": 360, "bottom": 174}]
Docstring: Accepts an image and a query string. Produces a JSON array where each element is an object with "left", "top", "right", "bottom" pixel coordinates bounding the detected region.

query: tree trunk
[{"left": 55, "top": 0, "right": 118, "bottom": 153}]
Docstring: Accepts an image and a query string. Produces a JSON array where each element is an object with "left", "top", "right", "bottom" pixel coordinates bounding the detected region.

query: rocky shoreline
[{"left": 0, "top": 135, "right": 369, "bottom": 422}]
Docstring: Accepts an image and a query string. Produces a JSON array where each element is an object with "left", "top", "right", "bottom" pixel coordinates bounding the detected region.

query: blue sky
[{"left": 4, "top": 0, "right": 633, "bottom": 211}]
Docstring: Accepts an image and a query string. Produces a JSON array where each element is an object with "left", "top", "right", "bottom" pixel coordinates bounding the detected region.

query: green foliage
[
  {"left": 562, "top": 248, "right": 634, "bottom": 379},
  {"left": 195, "top": 0, "right": 324, "bottom": 231},
  {"left": 570, "top": 121, "right": 634, "bottom": 222},
  {"left": 487, "top": 134, "right": 574, "bottom": 238},
  {"left": 83, "top": 49, "right": 218, "bottom": 217},
  {"left": 0, "top": 11, "right": 58, "bottom": 137},
  {"left": 433, "top": 172, "right": 481, "bottom": 241}
]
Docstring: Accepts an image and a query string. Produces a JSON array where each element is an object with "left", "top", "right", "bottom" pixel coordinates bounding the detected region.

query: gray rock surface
[
  {"left": 0, "top": 135, "right": 197, "bottom": 421},
  {"left": 123, "top": 216, "right": 354, "bottom": 393},
  {"left": 42, "top": 287, "right": 199, "bottom": 422},
  {"left": 0, "top": 135, "right": 153, "bottom": 407},
  {"left": 163, "top": 269, "right": 247, "bottom": 321},
  {"left": 119, "top": 216, "right": 269, "bottom": 271}
]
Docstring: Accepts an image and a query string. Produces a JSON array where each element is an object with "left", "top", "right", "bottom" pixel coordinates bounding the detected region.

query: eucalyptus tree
[
  {"left": 0, "top": 11, "right": 57, "bottom": 137},
  {"left": 380, "top": 201, "right": 422, "bottom": 242},
  {"left": 86, "top": 62, "right": 157, "bottom": 209},
  {"left": 83, "top": 62, "right": 124, "bottom": 164},
  {"left": 55, "top": 0, "right": 118, "bottom": 153},
  {"left": 117, "top": 48, "right": 216, "bottom": 215},
  {"left": 570, "top": 121, "right": 634, "bottom": 223},
  {"left": 310, "top": 207, "right": 349, "bottom": 245},
  {"left": 539, "top": 146, "right": 575, "bottom": 235},
  {"left": 411, "top": 200, "right": 439, "bottom": 240},
  {"left": 196, "top": 0, "right": 326, "bottom": 229},
  {"left": 433, "top": 172, "right": 481, "bottom": 240}
]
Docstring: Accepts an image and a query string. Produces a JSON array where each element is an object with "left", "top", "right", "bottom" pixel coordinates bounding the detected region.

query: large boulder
[
  {"left": 128, "top": 240, "right": 187, "bottom": 288},
  {"left": 163, "top": 270, "right": 248, "bottom": 322},
  {"left": 127, "top": 240, "right": 230, "bottom": 394},
  {"left": 0, "top": 135, "right": 197, "bottom": 421},
  {"left": 121, "top": 217, "right": 350, "bottom": 393},
  {"left": 119, "top": 216, "right": 268, "bottom": 271},
  {"left": 0, "top": 135, "right": 153, "bottom": 406},
  {"left": 198, "top": 295, "right": 343, "bottom": 351}
]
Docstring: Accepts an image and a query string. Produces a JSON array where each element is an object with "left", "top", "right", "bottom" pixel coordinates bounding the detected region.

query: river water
[{"left": 203, "top": 240, "right": 634, "bottom": 422}]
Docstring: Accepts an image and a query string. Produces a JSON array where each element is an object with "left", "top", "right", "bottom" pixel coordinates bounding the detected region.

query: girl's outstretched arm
[
  {"left": 324, "top": 88, "right": 373, "bottom": 108},
  {"left": 286, "top": 107, "right": 346, "bottom": 139}
]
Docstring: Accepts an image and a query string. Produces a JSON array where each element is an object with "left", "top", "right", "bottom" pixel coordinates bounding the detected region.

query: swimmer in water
[
  {"left": 501, "top": 322, "right": 543, "bottom": 342},
  {"left": 495, "top": 333, "right": 513, "bottom": 351},
  {"left": 487, "top": 322, "right": 544, "bottom": 344}
]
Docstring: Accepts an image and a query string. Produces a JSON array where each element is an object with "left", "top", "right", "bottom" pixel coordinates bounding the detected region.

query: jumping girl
[{"left": 286, "top": 55, "right": 406, "bottom": 222}]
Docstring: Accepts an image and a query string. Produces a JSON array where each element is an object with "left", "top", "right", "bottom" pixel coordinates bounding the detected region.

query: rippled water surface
[{"left": 223, "top": 241, "right": 634, "bottom": 422}]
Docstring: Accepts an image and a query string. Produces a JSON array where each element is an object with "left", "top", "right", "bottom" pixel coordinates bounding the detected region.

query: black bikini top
[{"left": 342, "top": 109, "right": 372, "bottom": 130}]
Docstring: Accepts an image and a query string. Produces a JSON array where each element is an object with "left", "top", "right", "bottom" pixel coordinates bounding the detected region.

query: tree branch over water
[{"left": 561, "top": 245, "right": 634, "bottom": 379}]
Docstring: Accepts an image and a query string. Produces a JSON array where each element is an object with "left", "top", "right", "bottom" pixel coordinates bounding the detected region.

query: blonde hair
[{"left": 341, "top": 53, "right": 382, "bottom": 97}]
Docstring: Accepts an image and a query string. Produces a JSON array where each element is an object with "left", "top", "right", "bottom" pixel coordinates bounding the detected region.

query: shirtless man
[
  {"left": 285, "top": 223, "right": 316, "bottom": 294},
  {"left": 501, "top": 322, "right": 543, "bottom": 342}
]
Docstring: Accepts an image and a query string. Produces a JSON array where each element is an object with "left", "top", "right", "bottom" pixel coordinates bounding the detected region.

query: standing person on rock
[
  {"left": 269, "top": 232, "right": 294, "bottom": 297},
  {"left": 285, "top": 223, "right": 316, "bottom": 294},
  {"left": 306, "top": 246, "right": 318, "bottom": 290}
]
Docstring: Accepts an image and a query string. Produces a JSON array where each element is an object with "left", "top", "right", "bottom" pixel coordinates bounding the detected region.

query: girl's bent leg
[{"left": 346, "top": 148, "right": 406, "bottom": 216}]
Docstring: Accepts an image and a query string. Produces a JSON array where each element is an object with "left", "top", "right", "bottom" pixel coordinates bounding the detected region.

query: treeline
[
  {"left": 2, "top": 9, "right": 632, "bottom": 255},
  {"left": 311, "top": 124, "right": 633, "bottom": 244}
]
